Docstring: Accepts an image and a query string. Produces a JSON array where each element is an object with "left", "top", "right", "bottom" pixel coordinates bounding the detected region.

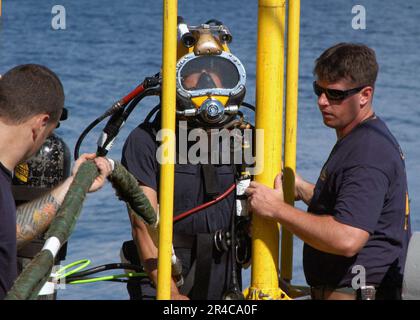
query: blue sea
[{"left": 1, "top": 0, "right": 419, "bottom": 299}]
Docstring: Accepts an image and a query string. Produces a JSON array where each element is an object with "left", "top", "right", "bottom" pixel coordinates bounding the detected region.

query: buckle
[{"left": 360, "top": 285, "right": 376, "bottom": 300}]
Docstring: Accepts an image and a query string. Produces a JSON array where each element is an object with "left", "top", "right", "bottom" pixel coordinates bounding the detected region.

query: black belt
[
  {"left": 310, "top": 285, "right": 401, "bottom": 300},
  {"left": 310, "top": 286, "right": 356, "bottom": 300}
]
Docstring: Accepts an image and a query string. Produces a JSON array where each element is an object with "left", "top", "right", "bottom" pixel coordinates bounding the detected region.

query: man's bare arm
[
  {"left": 16, "top": 175, "right": 73, "bottom": 249},
  {"left": 246, "top": 178, "right": 370, "bottom": 257},
  {"left": 16, "top": 155, "right": 112, "bottom": 249},
  {"left": 129, "top": 184, "right": 188, "bottom": 299},
  {"left": 285, "top": 172, "right": 315, "bottom": 205},
  {"left": 16, "top": 193, "right": 60, "bottom": 249},
  {"left": 296, "top": 177, "right": 315, "bottom": 206}
]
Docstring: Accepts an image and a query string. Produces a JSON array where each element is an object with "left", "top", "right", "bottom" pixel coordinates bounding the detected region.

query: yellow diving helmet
[{"left": 175, "top": 18, "right": 246, "bottom": 127}]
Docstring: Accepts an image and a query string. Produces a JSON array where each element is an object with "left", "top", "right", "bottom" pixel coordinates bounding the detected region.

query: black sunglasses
[
  {"left": 56, "top": 107, "right": 68, "bottom": 128},
  {"left": 313, "top": 81, "right": 366, "bottom": 101}
]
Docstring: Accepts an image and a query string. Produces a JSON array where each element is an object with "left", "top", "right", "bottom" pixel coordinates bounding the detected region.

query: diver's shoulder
[{"left": 126, "top": 121, "right": 159, "bottom": 146}]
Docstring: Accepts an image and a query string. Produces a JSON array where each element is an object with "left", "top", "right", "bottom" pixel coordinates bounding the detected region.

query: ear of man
[
  {"left": 360, "top": 86, "right": 373, "bottom": 107},
  {"left": 30, "top": 114, "right": 51, "bottom": 141}
]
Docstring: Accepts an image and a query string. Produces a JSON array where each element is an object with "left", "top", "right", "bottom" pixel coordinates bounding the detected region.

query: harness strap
[
  {"left": 12, "top": 186, "right": 51, "bottom": 202},
  {"left": 179, "top": 259, "right": 196, "bottom": 296},
  {"left": 191, "top": 233, "right": 214, "bottom": 300},
  {"left": 17, "top": 239, "right": 45, "bottom": 259},
  {"left": 201, "top": 164, "right": 221, "bottom": 199}
]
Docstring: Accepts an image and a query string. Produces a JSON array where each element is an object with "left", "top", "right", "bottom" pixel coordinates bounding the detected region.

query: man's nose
[
  {"left": 197, "top": 71, "right": 217, "bottom": 89},
  {"left": 318, "top": 93, "right": 329, "bottom": 108}
]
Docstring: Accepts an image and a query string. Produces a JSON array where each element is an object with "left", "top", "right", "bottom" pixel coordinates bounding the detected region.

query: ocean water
[{"left": 1, "top": 0, "right": 419, "bottom": 299}]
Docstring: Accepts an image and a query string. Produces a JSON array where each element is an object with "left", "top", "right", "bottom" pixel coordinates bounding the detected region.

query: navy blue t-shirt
[
  {"left": 304, "top": 116, "right": 411, "bottom": 288},
  {"left": 121, "top": 121, "right": 236, "bottom": 299},
  {"left": 0, "top": 161, "right": 17, "bottom": 299}
]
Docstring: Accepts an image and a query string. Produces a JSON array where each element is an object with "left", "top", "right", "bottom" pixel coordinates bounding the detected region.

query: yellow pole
[
  {"left": 281, "top": 0, "right": 301, "bottom": 283},
  {"left": 248, "top": 0, "right": 289, "bottom": 300},
  {"left": 156, "top": 0, "right": 177, "bottom": 300},
  {"left": 0, "top": 0, "right": 2, "bottom": 17}
]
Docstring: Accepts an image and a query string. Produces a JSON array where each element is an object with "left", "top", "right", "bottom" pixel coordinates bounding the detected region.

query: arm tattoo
[{"left": 16, "top": 193, "right": 60, "bottom": 249}]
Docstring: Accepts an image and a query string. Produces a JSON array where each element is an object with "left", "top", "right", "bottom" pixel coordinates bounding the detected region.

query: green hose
[
  {"left": 6, "top": 160, "right": 157, "bottom": 300},
  {"left": 57, "top": 259, "right": 147, "bottom": 284},
  {"left": 56, "top": 259, "right": 91, "bottom": 279},
  {"left": 108, "top": 161, "right": 157, "bottom": 226},
  {"left": 6, "top": 161, "right": 99, "bottom": 300},
  {"left": 68, "top": 272, "right": 147, "bottom": 284}
]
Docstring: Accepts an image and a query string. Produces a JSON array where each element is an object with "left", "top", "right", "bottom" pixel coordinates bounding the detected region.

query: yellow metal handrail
[
  {"left": 281, "top": 0, "right": 301, "bottom": 283},
  {"left": 248, "top": 0, "right": 289, "bottom": 300},
  {"left": 157, "top": 0, "right": 178, "bottom": 300}
]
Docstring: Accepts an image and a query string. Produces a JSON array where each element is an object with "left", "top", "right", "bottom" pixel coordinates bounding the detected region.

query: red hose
[
  {"left": 120, "top": 84, "right": 145, "bottom": 105},
  {"left": 173, "top": 183, "right": 236, "bottom": 223}
]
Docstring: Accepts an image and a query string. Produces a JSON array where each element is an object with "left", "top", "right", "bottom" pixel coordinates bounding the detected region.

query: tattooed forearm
[{"left": 16, "top": 193, "right": 60, "bottom": 249}]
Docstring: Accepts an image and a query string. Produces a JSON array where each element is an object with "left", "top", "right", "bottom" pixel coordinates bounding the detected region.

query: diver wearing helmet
[{"left": 121, "top": 19, "right": 251, "bottom": 300}]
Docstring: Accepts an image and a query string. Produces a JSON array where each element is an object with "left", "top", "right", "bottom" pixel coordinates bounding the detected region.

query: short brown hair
[
  {"left": 0, "top": 64, "right": 64, "bottom": 124},
  {"left": 313, "top": 43, "right": 379, "bottom": 87}
]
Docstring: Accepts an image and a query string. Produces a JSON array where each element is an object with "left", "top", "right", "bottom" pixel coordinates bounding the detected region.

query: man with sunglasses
[{"left": 246, "top": 43, "right": 411, "bottom": 300}]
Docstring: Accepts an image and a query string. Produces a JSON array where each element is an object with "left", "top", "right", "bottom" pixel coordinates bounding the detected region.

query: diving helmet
[
  {"left": 175, "top": 18, "right": 246, "bottom": 128},
  {"left": 12, "top": 133, "right": 71, "bottom": 204}
]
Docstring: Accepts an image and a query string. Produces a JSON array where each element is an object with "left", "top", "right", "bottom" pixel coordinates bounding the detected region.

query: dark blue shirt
[
  {"left": 304, "top": 116, "right": 411, "bottom": 288},
  {"left": 0, "top": 161, "right": 17, "bottom": 299},
  {"left": 121, "top": 122, "right": 234, "bottom": 234},
  {"left": 121, "top": 121, "right": 236, "bottom": 299}
]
